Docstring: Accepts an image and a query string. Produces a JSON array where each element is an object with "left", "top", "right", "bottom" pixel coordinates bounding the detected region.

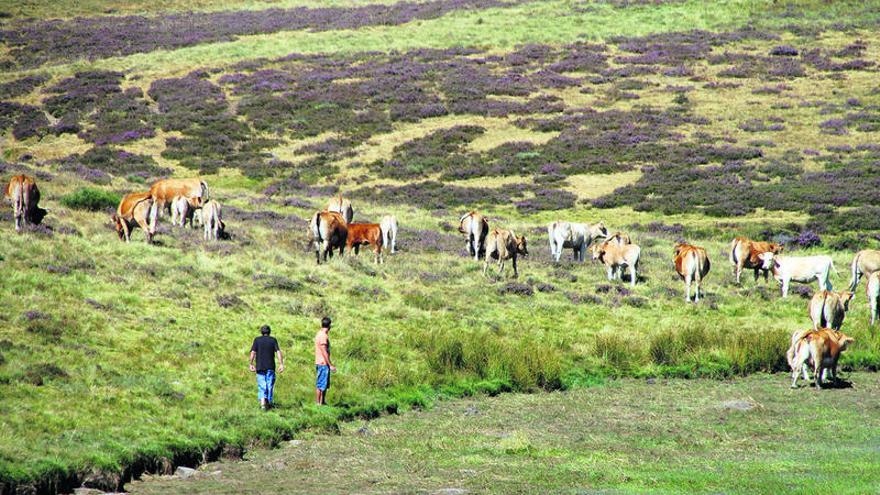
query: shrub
[{"left": 60, "top": 188, "right": 120, "bottom": 211}]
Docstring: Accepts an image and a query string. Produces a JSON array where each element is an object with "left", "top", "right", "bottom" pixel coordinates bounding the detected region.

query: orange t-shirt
[{"left": 315, "top": 331, "right": 330, "bottom": 365}]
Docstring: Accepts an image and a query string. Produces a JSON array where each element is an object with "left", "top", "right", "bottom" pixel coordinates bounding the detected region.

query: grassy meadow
[
  {"left": 1, "top": 0, "right": 880, "bottom": 492},
  {"left": 127, "top": 373, "right": 880, "bottom": 494}
]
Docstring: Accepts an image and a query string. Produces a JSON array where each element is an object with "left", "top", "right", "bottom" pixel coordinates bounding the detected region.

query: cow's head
[
  {"left": 590, "top": 242, "right": 606, "bottom": 262},
  {"left": 836, "top": 332, "right": 854, "bottom": 352},
  {"left": 758, "top": 251, "right": 777, "bottom": 270},
  {"left": 30, "top": 207, "right": 47, "bottom": 225},
  {"left": 769, "top": 243, "right": 784, "bottom": 254},
  {"left": 840, "top": 291, "right": 855, "bottom": 311},
  {"left": 515, "top": 235, "right": 528, "bottom": 256},
  {"left": 458, "top": 211, "right": 473, "bottom": 234},
  {"left": 591, "top": 221, "right": 608, "bottom": 240},
  {"left": 673, "top": 243, "right": 687, "bottom": 258},
  {"left": 111, "top": 213, "right": 125, "bottom": 240}
]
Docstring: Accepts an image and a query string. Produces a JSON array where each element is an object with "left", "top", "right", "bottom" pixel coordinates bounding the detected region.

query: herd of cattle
[{"left": 6, "top": 174, "right": 880, "bottom": 388}]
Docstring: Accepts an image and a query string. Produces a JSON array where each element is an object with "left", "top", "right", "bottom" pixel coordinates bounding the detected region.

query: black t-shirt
[{"left": 251, "top": 335, "right": 280, "bottom": 371}]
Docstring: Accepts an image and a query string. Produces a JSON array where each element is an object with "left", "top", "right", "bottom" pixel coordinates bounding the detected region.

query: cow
[
  {"left": 758, "top": 252, "right": 835, "bottom": 298},
  {"left": 607, "top": 231, "right": 631, "bottom": 247},
  {"left": 459, "top": 211, "right": 489, "bottom": 261},
  {"left": 808, "top": 290, "right": 854, "bottom": 331},
  {"left": 201, "top": 200, "right": 224, "bottom": 241},
  {"left": 590, "top": 239, "right": 641, "bottom": 287},
  {"left": 112, "top": 191, "right": 154, "bottom": 243},
  {"left": 327, "top": 194, "right": 354, "bottom": 224},
  {"left": 346, "top": 223, "right": 384, "bottom": 264},
  {"left": 483, "top": 228, "right": 528, "bottom": 278},
  {"left": 849, "top": 249, "right": 880, "bottom": 291},
  {"left": 674, "top": 243, "right": 711, "bottom": 303},
  {"left": 171, "top": 196, "right": 201, "bottom": 229},
  {"left": 547, "top": 221, "right": 607, "bottom": 262},
  {"left": 4, "top": 175, "right": 46, "bottom": 231},
  {"left": 868, "top": 272, "right": 880, "bottom": 326},
  {"left": 148, "top": 178, "right": 208, "bottom": 233},
  {"left": 380, "top": 215, "right": 398, "bottom": 254},
  {"left": 728, "top": 237, "right": 784, "bottom": 284},
  {"left": 787, "top": 328, "right": 853, "bottom": 389},
  {"left": 310, "top": 211, "right": 348, "bottom": 264}
]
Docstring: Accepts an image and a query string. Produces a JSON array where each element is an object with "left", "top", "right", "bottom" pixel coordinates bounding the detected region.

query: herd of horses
[{"left": 6, "top": 173, "right": 879, "bottom": 388}]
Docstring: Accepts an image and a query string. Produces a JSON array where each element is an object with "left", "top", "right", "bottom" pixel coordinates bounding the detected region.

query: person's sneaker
[{"left": 261, "top": 404, "right": 267, "bottom": 411}]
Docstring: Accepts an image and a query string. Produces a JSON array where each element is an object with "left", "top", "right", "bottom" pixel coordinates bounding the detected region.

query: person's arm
[
  {"left": 276, "top": 349, "right": 284, "bottom": 373},
  {"left": 319, "top": 341, "right": 336, "bottom": 372},
  {"left": 248, "top": 350, "right": 256, "bottom": 372}
]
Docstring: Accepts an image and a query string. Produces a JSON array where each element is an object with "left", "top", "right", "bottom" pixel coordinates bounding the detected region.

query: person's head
[
  {"left": 260, "top": 324, "right": 271, "bottom": 336},
  {"left": 321, "top": 317, "right": 332, "bottom": 331}
]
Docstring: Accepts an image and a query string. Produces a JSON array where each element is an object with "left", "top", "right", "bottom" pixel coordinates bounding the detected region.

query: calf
[
  {"left": 459, "top": 211, "right": 489, "bottom": 261},
  {"left": 728, "top": 236, "right": 783, "bottom": 284},
  {"left": 309, "top": 211, "right": 347, "bottom": 264},
  {"left": 591, "top": 239, "right": 641, "bottom": 287},
  {"left": 808, "top": 290, "right": 853, "bottom": 331},
  {"left": 849, "top": 249, "right": 880, "bottom": 291},
  {"left": 346, "top": 223, "right": 384, "bottom": 264},
  {"left": 4, "top": 175, "right": 46, "bottom": 231},
  {"left": 201, "top": 200, "right": 224, "bottom": 241},
  {"left": 483, "top": 228, "right": 527, "bottom": 278},
  {"left": 380, "top": 215, "right": 398, "bottom": 254},
  {"left": 759, "top": 252, "right": 835, "bottom": 297},
  {"left": 607, "top": 231, "right": 631, "bottom": 247},
  {"left": 787, "top": 328, "right": 853, "bottom": 388},
  {"left": 171, "top": 196, "right": 201, "bottom": 228},
  {"left": 112, "top": 191, "right": 154, "bottom": 243},
  {"left": 674, "top": 243, "right": 710, "bottom": 303},
  {"left": 148, "top": 178, "right": 208, "bottom": 233},
  {"left": 867, "top": 272, "right": 880, "bottom": 326},
  {"left": 326, "top": 194, "right": 354, "bottom": 224},
  {"left": 547, "top": 221, "right": 607, "bottom": 262}
]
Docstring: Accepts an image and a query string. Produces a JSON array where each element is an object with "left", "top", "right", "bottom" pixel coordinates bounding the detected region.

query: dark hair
[
  {"left": 260, "top": 325, "right": 271, "bottom": 335},
  {"left": 321, "top": 317, "right": 332, "bottom": 328}
]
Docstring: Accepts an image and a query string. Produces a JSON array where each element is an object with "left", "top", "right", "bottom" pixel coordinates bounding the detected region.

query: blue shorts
[{"left": 316, "top": 365, "right": 331, "bottom": 391}]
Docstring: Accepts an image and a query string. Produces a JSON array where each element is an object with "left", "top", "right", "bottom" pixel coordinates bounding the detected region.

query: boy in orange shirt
[{"left": 315, "top": 317, "right": 336, "bottom": 405}]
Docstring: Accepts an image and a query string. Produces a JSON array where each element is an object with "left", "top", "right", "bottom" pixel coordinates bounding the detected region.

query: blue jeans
[
  {"left": 256, "top": 369, "right": 276, "bottom": 403},
  {"left": 316, "top": 365, "right": 330, "bottom": 391}
]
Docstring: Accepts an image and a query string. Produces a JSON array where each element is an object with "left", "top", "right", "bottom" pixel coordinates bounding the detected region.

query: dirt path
[{"left": 126, "top": 373, "right": 880, "bottom": 494}]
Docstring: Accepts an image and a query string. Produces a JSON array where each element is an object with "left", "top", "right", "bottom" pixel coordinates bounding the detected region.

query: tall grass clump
[{"left": 60, "top": 187, "right": 120, "bottom": 211}]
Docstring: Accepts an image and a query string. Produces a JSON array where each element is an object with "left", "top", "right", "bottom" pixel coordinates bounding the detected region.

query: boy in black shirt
[{"left": 248, "top": 325, "right": 284, "bottom": 410}]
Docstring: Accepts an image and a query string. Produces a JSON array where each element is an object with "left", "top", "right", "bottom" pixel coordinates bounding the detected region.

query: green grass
[
  {"left": 2, "top": 0, "right": 880, "bottom": 491},
  {"left": 126, "top": 373, "right": 880, "bottom": 494}
]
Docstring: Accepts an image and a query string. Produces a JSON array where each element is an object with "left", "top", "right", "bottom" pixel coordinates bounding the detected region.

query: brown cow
[
  {"left": 326, "top": 194, "right": 354, "bottom": 224},
  {"left": 674, "top": 243, "right": 711, "bottom": 303},
  {"left": 483, "top": 228, "right": 528, "bottom": 278},
  {"left": 728, "top": 236, "right": 783, "bottom": 284},
  {"left": 808, "top": 290, "right": 854, "bottom": 331},
  {"left": 148, "top": 178, "right": 208, "bottom": 233},
  {"left": 590, "top": 239, "right": 641, "bottom": 287},
  {"left": 310, "top": 211, "right": 348, "bottom": 264},
  {"left": 4, "top": 175, "right": 46, "bottom": 231},
  {"left": 346, "top": 223, "right": 384, "bottom": 264},
  {"left": 112, "top": 191, "right": 154, "bottom": 243},
  {"left": 787, "top": 328, "right": 853, "bottom": 389}
]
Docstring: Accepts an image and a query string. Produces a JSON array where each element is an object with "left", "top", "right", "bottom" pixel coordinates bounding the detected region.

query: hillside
[{"left": 1, "top": 0, "right": 880, "bottom": 492}]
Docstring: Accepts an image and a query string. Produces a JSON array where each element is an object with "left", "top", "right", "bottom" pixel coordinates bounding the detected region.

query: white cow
[
  {"left": 868, "top": 271, "right": 880, "bottom": 326},
  {"left": 459, "top": 211, "right": 489, "bottom": 261},
  {"left": 380, "top": 215, "right": 398, "bottom": 254},
  {"left": 547, "top": 221, "right": 608, "bottom": 262},
  {"left": 759, "top": 252, "right": 836, "bottom": 297}
]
